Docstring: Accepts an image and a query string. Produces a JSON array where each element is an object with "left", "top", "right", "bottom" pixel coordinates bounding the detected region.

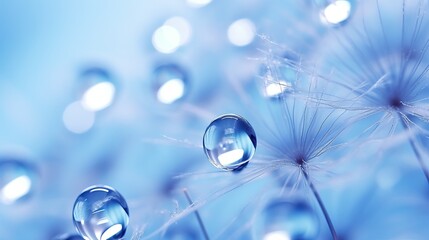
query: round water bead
[
  {"left": 72, "top": 185, "right": 129, "bottom": 240},
  {"left": 0, "top": 158, "right": 37, "bottom": 205},
  {"left": 152, "top": 63, "right": 189, "bottom": 105},
  {"left": 78, "top": 67, "right": 117, "bottom": 112},
  {"left": 164, "top": 226, "right": 198, "bottom": 240},
  {"left": 203, "top": 114, "right": 257, "bottom": 171},
  {"left": 254, "top": 197, "right": 319, "bottom": 240},
  {"left": 318, "top": 0, "right": 352, "bottom": 26}
]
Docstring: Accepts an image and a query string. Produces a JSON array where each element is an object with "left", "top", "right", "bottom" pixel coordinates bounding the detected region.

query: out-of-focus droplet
[
  {"left": 152, "top": 63, "right": 189, "bottom": 104},
  {"left": 72, "top": 185, "right": 129, "bottom": 240},
  {"left": 254, "top": 197, "right": 319, "bottom": 240},
  {"left": 319, "top": 0, "right": 351, "bottom": 26},
  {"left": 164, "top": 226, "right": 198, "bottom": 240},
  {"left": 152, "top": 25, "right": 181, "bottom": 54},
  {"left": 164, "top": 17, "right": 192, "bottom": 46},
  {"left": 152, "top": 17, "right": 193, "bottom": 54},
  {"left": 63, "top": 101, "right": 95, "bottom": 134},
  {"left": 227, "top": 18, "right": 256, "bottom": 47},
  {"left": 186, "top": 0, "right": 212, "bottom": 8},
  {"left": 54, "top": 233, "right": 84, "bottom": 240},
  {"left": 0, "top": 158, "right": 37, "bottom": 205},
  {"left": 79, "top": 67, "right": 117, "bottom": 112},
  {"left": 203, "top": 114, "right": 257, "bottom": 171}
]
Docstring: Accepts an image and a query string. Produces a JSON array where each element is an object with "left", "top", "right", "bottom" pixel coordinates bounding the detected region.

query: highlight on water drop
[
  {"left": 203, "top": 114, "right": 257, "bottom": 171},
  {"left": 72, "top": 185, "right": 129, "bottom": 240},
  {"left": 152, "top": 63, "right": 189, "bottom": 105},
  {"left": 0, "top": 158, "right": 37, "bottom": 205}
]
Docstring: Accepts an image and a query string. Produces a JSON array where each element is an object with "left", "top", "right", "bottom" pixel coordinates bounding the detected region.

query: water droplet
[
  {"left": 152, "top": 63, "right": 189, "bottom": 104},
  {"left": 72, "top": 185, "right": 129, "bottom": 240},
  {"left": 0, "top": 158, "right": 37, "bottom": 205},
  {"left": 319, "top": 0, "right": 352, "bottom": 26},
  {"left": 203, "top": 114, "right": 257, "bottom": 171},
  {"left": 254, "top": 197, "right": 319, "bottom": 240},
  {"left": 164, "top": 226, "right": 198, "bottom": 240},
  {"left": 78, "top": 67, "right": 117, "bottom": 112}
]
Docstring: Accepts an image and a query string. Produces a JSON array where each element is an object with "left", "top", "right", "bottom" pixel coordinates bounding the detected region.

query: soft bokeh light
[
  {"left": 63, "top": 101, "right": 95, "bottom": 134},
  {"left": 186, "top": 0, "right": 212, "bottom": 8},
  {"left": 227, "top": 18, "right": 256, "bottom": 46},
  {"left": 263, "top": 231, "right": 292, "bottom": 240},
  {"left": 156, "top": 78, "right": 185, "bottom": 104},
  {"left": 164, "top": 17, "right": 192, "bottom": 45},
  {"left": 81, "top": 82, "right": 116, "bottom": 112},
  {"left": 0, "top": 175, "right": 32, "bottom": 205},
  {"left": 152, "top": 25, "right": 181, "bottom": 54},
  {"left": 265, "top": 81, "right": 292, "bottom": 98},
  {"left": 320, "top": 0, "right": 351, "bottom": 25}
]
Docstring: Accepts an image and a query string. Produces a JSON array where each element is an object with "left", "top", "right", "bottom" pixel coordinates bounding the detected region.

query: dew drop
[
  {"left": 152, "top": 63, "right": 189, "bottom": 105},
  {"left": 78, "top": 67, "right": 117, "bottom": 112},
  {"left": 0, "top": 158, "right": 37, "bottom": 205},
  {"left": 72, "top": 185, "right": 129, "bottom": 240},
  {"left": 319, "top": 0, "right": 352, "bottom": 26},
  {"left": 254, "top": 197, "right": 319, "bottom": 240},
  {"left": 203, "top": 114, "right": 257, "bottom": 171}
]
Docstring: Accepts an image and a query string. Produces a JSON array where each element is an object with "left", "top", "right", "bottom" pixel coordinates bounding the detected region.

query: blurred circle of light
[
  {"left": 320, "top": 0, "right": 351, "bottom": 25},
  {"left": 0, "top": 160, "right": 36, "bottom": 205},
  {"left": 263, "top": 231, "right": 292, "bottom": 240},
  {"left": 265, "top": 81, "right": 292, "bottom": 98},
  {"left": 164, "top": 16, "right": 192, "bottom": 45},
  {"left": 186, "top": 0, "right": 212, "bottom": 8},
  {"left": 157, "top": 78, "right": 185, "bottom": 104},
  {"left": 81, "top": 81, "right": 116, "bottom": 112},
  {"left": 63, "top": 101, "right": 95, "bottom": 134},
  {"left": 227, "top": 18, "right": 256, "bottom": 47},
  {"left": 152, "top": 25, "right": 181, "bottom": 54}
]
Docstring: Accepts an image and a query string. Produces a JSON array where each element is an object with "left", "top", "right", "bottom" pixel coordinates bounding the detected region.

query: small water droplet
[
  {"left": 72, "top": 185, "right": 129, "bottom": 240},
  {"left": 152, "top": 63, "right": 189, "bottom": 105},
  {"left": 0, "top": 158, "right": 37, "bottom": 205},
  {"left": 319, "top": 0, "right": 352, "bottom": 26},
  {"left": 255, "top": 197, "right": 319, "bottom": 240},
  {"left": 203, "top": 114, "right": 257, "bottom": 171},
  {"left": 78, "top": 67, "right": 117, "bottom": 112}
]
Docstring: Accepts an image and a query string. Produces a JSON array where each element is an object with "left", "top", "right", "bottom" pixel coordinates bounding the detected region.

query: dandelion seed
[{"left": 307, "top": 0, "right": 429, "bottom": 184}]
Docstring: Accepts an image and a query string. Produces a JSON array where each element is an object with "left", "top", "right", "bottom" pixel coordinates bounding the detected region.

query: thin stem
[
  {"left": 183, "top": 189, "right": 210, "bottom": 240},
  {"left": 400, "top": 118, "right": 429, "bottom": 185},
  {"left": 302, "top": 169, "right": 338, "bottom": 240}
]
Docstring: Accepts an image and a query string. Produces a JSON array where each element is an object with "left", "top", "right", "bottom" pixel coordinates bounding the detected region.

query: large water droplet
[
  {"left": 152, "top": 63, "right": 189, "bottom": 105},
  {"left": 72, "top": 185, "right": 129, "bottom": 240},
  {"left": 203, "top": 114, "right": 257, "bottom": 171},
  {"left": 254, "top": 197, "right": 319, "bottom": 240},
  {"left": 0, "top": 158, "right": 37, "bottom": 205}
]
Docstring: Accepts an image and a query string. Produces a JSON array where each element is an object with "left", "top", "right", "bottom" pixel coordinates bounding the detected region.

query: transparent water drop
[
  {"left": 0, "top": 158, "right": 37, "bottom": 205},
  {"left": 78, "top": 67, "right": 117, "bottom": 112},
  {"left": 254, "top": 197, "right": 319, "bottom": 240},
  {"left": 203, "top": 114, "right": 257, "bottom": 171},
  {"left": 72, "top": 185, "right": 129, "bottom": 240},
  {"left": 319, "top": 0, "right": 352, "bottom": 26},
  {"left": 152, "top": 63, "right": 189, "bottom": 104}
]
